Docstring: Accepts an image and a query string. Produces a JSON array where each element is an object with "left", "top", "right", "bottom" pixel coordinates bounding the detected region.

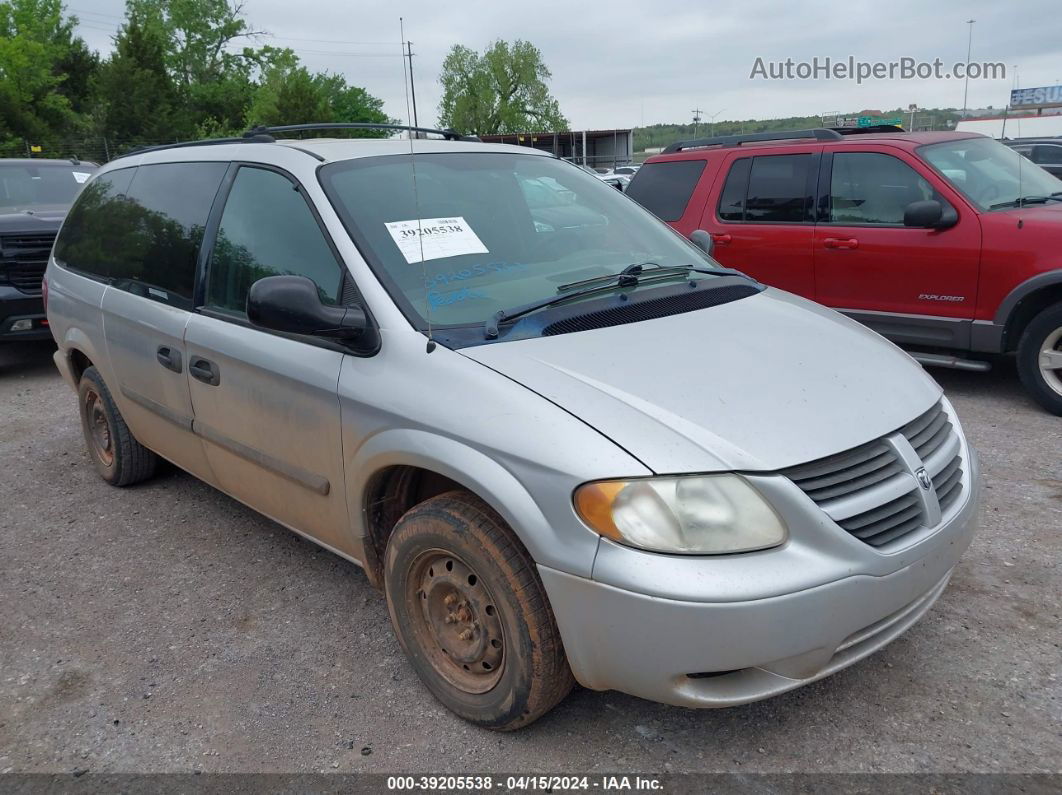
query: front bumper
[
  {"left": 0, "top": 285, "right": 50, "bottom": 341},
  {"left": 540, "top": 449, "right": 980, "bottom": 708}
]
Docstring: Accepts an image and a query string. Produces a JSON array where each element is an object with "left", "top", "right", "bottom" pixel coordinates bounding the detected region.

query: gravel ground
[{"left": 0, "top": 339, "right": 1059, "bottom": 775}]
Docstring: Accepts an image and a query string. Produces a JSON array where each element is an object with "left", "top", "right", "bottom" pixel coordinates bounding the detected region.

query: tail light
[{"left": 42, "top": 274, "right": 49, "bottom": 312}]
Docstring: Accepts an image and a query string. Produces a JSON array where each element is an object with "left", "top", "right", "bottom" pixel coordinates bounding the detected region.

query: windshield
[
  {"left": 319, "top": 152, "right": 718, "bottom": 327},
  {"left": 919, "top": 137, "right": 1062, "bottom": 211},
  {"left": 0, "top": 163, "right": 95, "bottom": 209}
]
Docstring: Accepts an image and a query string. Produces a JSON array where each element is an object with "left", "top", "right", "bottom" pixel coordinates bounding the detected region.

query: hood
[
  {"left": 0, "top": 205, "right": 69, "bottom": 233},
  {"left": 462, "top": 288, "right": 941, "bottom": 473},
  {"left": 979, "top": 202, "right": 1062, "bottom": 269}
]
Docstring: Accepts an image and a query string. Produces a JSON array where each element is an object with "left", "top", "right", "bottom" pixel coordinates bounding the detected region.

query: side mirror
[
  {"left": 247, "top": 275, "right": 368, "bottom": 342},
  {"left": 904, "top": 199, "right": 957, "bottom": 229},
  {"left": 689, "top": 229, "right": 715, "bottom": 257}
]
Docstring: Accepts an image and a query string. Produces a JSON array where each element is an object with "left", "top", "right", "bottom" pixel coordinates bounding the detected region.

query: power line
[{"left": 72, "top": 8, "right": 398, "bottom": 48}]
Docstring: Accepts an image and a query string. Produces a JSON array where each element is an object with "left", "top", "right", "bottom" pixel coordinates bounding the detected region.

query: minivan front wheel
[
  {"left": 383, "top": 491, "right": 574, "bottom": 730},
  {"left": 77, "top": 366, "right": 157, "bottom": 486},
  {"left": 1017, "top": 304, "right": 1062, "bottom": 415}
]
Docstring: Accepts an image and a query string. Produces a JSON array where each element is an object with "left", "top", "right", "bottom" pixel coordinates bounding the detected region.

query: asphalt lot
[{"left": 0, "top": 339, "right": 1059, "bottom": 775}]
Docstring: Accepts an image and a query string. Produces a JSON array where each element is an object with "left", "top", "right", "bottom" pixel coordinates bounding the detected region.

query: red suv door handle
[
  {"left": 710, "top": 233, "right": 732, "bottom": 245},
  {"left": 824, "top": 237, "right": 859, "bottom": 250}
]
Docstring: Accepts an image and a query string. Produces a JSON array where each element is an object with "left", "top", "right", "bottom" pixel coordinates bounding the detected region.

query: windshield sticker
[
  {"left": 385, "top": 216, "right": 488, "bottom": 264},
  {"left": 72, "top": 171, "right": 91, "bottom": 183},
  {"left": 428, "top": 286, "right": 490, "bottom": 308},
  {"left": 424, "top": 262, "right": 527, "bottom": 290}
]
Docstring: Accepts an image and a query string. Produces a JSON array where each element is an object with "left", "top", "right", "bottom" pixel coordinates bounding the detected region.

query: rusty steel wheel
[
  {"left": 77, "top": 366, "right": 157, "bottom": 486},
  {"left": 384, "top": 491, "right": 574, "bottom": 730},
  {"left": 407, "top": 550, "right": 505, "bottom": 693},
  {"left": 82, "top": 386, "right": 114, "bottom": 468}
]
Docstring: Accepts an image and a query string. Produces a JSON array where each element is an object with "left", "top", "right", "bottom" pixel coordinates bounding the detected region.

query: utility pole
[
  {"left": 406, "top": 41, "right": 419, "bottom": 128},
  {"left": 962, "top": 19, "right": 975, "bottom": 116},
  {"left": 692, "top": 108, "right": 703, "bottom": 138}
]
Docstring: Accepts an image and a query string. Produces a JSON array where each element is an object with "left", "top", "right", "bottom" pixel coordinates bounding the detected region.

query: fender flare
[
  {"left": 994, "top": 269, "right": 1062, "bottom": 327},
  {"left": 59, "top": 326, "right": 108, "bottom": 387}
]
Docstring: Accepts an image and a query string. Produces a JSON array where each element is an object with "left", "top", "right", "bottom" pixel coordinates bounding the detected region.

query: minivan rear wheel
[
  {"left": 77, "top": 366, "right": 157, "bottom": 486},
  {"left": 1017, "top": 304, "right": 1062, "bottom": 416},
  {"left": 383, "top": 491, "right": 574, "bottom": 730}
]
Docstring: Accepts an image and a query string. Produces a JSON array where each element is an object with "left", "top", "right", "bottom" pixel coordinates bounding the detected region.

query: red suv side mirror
[{"left": 904, "top": 200, "right": 957, "bottom": 230}]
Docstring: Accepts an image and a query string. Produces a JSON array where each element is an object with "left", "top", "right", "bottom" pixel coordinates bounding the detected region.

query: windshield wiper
[
  {"left": 556, "top": 262, "right": 743, "bottom": 293},
  {"left": 989, "top": 192, "right": 1062, "bottom": 210},
  {"left": 484, "top": 263, "right": 747, "bottom": 339}
]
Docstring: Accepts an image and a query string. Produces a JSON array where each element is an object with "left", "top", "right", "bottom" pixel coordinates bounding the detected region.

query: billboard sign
[
  {"left": 831, "top": 115, "right": 903, "bottom": 128},
  {"left": 1010, "top": 85, "right": 1062, "bottom": 111}
]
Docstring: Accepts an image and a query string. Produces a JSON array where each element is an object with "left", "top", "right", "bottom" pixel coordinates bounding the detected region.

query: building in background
[{"left": 479, "top": 129, "right": 633, "bottom": 170}]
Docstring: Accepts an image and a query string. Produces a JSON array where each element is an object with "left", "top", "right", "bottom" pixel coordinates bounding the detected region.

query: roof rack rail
[
  {"left": 244, "top": 122, "right": 481, "bottom": 142},
  {"left": 110, "top": 122, "right": 481, "bottom": 162},
  {"left": 662, "top": 127, "right": 842, "bottom": 154},
  {"left": 113, "top": 134, "right": 276, "bottom": 161},
  {"left": 829, "top": 124, "right": 906, "bottom": 135}
]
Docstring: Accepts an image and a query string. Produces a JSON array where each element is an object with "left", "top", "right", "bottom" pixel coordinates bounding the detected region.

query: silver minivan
[{"left": 45, "top": 125, "right": 980, "bottom": 730}]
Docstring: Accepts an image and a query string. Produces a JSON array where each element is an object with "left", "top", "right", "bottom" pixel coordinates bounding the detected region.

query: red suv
[{"left": 627, "top": 128, "right": 1062, "bottom": 414}]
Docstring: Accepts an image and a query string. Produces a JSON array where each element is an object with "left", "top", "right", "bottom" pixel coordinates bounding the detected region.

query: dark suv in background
[{"left": 1, "top": 159, "right": 96, "bottom": 342}]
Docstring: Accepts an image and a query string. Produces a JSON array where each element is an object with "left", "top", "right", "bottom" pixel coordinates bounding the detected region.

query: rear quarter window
[
  {"left": 626, "top": 160, "right": 706, "bottom": 221},
  {"left": 53, "top": 167, "right": 138, "bottom": 279}
]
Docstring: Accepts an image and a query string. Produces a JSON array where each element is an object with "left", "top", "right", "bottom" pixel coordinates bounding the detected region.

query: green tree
[
  {"left": 437, "top": 40, "right": 567, "bottom": 135},
  {"left": 93, "top": 12, "right": 184, "bottom": 146},
  {"left": 247, "top": 62, "right": 393, "bottom": 134},
  {"left": 0, "top": 0, "right": 92, "bottom": 147},
  {"left": 125, "top": 0, "right": 273, "bottom": 132}
]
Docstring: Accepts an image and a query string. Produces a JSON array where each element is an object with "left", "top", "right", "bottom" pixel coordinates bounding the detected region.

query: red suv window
[
  {"left": 625, "top": 160, "right": 706, "bottom": 221},
  {"left": 715, "top": 153, "right": 814, "bottom": 223}
]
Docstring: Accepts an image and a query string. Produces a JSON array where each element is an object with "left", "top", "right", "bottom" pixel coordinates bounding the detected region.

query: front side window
[
  {"left": 53, "top": 168, "right": 137, "bottom": 278},
  {"left": 625, "top": 159, "right": 706, "bottom": 221},
  {"left": 320, "top": 152, "right": 718, "bottom": 328},
  {"left": 108, "top": 162, "right": 227, "bottom": 308},
  {"left": 920, "top": 136, "right": 1062, "bottom": 211},
  {"left": 829, "top": 152, "right": 939, "bottom": 225},
  {"left": 206, "top": 167, "right": 343, "bottom": 315}
]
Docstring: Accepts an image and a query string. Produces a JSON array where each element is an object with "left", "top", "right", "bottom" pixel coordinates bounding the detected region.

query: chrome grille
[{"left": 783, "top": 400, "right": 966, "bottom": 548}]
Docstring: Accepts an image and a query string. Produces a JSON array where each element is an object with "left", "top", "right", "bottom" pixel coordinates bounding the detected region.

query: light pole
[
  {"left": 707, "top": 108, "right": 726, "bottom": 136},
  {"left": 962, "top": 19, "right": 975, "bottom": 115}
]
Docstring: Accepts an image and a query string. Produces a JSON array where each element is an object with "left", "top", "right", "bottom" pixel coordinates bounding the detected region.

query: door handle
[
  {"left": 156, "top": 346, "right": 182, "bottom": 373},
  {"left": 189, "top": 356, "right": 220, "bottom": 386},
  {"left": 710, "top": 233, "right": 732, "bottom": 245},
  {"left": 824, "top": 237, "right": 859, "bottom": 250}
]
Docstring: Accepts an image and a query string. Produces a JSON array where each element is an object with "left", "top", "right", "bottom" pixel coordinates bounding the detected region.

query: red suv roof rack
[{"left": 662, "top": 127, "right": 842, "bottom": 154}]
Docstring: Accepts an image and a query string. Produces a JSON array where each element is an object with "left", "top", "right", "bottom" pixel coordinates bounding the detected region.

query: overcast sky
[{"left": 71, "top": 0, "right": 1061, "bottom": 130}]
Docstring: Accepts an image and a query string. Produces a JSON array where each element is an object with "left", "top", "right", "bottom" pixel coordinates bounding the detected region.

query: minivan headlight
[{"left": 574, "top": 475, "right": 787, "bottom": 554}]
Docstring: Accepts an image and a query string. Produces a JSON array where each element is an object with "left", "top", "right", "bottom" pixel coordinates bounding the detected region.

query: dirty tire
[
  {"left": 384, "top": 490, "right": 574, "bottom": 730},
  {"left": 1016, "top": 303, "right": 1062, "bottom": 416},
  {"left": 78, "top": 366, "right": 157, "bottom": 486}
]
